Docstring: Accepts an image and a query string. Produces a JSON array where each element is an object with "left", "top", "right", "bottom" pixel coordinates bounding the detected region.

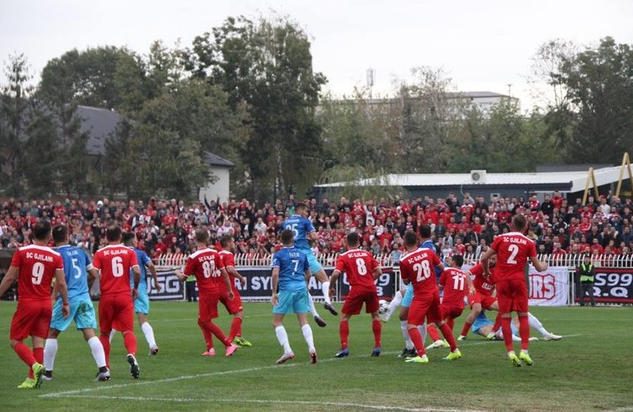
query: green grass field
[{"left": 0, "top": 301, "right": 632, "bottom": 412}]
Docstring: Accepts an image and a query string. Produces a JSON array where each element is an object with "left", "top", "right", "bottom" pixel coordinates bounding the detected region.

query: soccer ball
[{"left": 378, "top": 299, "right": 389, "bottom": 315}]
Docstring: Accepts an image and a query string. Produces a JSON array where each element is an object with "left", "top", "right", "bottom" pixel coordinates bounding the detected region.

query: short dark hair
[
  {"left": 451, "top": 254, "right": 464, "bottom": 267},
  {"left": 294, "top": 202, "right": 307, "bottom": 212},
  {"left": 122, "top": 232, "right": 136, "bottom": 246},
  {"left": 33, "top": 220, "right": 52, "bottom": 241},
  {"left": 512, "top": 214, "right": 527, "bottom": 231},
  {"left": 346, "top": 232, "right": 360, "bottom": 247},
  {"left": 106, "top": 225, "right": 122, "bottom": 242},
  {"left": 195, "top": 229, "right": 209, "bottom": 243},
  {"left": 220, "top": 235, "right": 233, "bottom": 248},
  {"left": 404, "top": 230, "right": 418, "bottom": 247},
  {"left": 419, "top": 224, "right": 431, "bottom": 239},
  {"left": 52, "top": 225, "right": 68, "bottom": 244},
  {"left": 281, "top": 229, "right": 294, "bottom": 245}
]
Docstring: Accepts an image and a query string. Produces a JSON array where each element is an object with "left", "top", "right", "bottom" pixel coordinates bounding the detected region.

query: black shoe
[
  {"left": 95, "top": 368, "right": 111, "bottom": 381},
  {"left": 314, "top": 315, "right": 327, "bottom": 327},
  {"left": 324, "top": 302, "right": 338, "bottom": 316},
  {"left": 127, "top": 354, "right": 140, "bottom": 379},
  {"left": 398, "top": 348, "right": 411, "bottom": 358}
]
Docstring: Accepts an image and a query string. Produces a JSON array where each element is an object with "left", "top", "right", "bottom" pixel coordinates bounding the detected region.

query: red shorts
[
  {"left": 342, "top": 288, "right": 379, "bottom": 315},
  {"left": 440, "top": 304, "right": 463, "bottom": 320},
  {"left": 100, "top": 293, "right": 134, "bottom": 334},
  {"left": 468, "top": 293, "right": 497, "bottom": 310},
  {"left": 198, "top": 291, "right": 221, "bottom": 319},
  {"left": 407, "top": 290, "right": 442, "bottom": 325},
  {"left": 219, "top": 285, "right": 243, "bottom": 315},
  {"left": 10, "top": 299, "right": 52, "bottom": 340},
  {"left": 496, "top": 279, "right": 529, "bottom": 314}
]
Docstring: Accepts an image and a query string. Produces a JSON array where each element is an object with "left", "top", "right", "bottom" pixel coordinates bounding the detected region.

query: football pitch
[{"left": 0, "top": 301, "right": 631, "bottom": 412}]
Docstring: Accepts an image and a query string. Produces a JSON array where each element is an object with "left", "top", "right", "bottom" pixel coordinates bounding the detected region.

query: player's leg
[
  {"left": 43, "top": 329, "right": 61, "bottom": 380},
  {"left": 43, "top": 298, "right": 75, "bottom": 380},
  {"left": 459, "top": 296, "right": 482, "bottom": 339},
  {"left": 81, "top": 328, "right": 109, "bottom": 380},
  {"left": 366, "top": 292, "right": 382, "bottom": 356},
  {"left": 226, "top": 289, "right": 250, "bottom": 346},
  {"left": 206, "top": 293, "right": 238, "bottom": 356},
  {"left": 381, "top": 288, "right": 405, "bottom": 322},
  {"left": 496, "top": 284, "right": 521, "bottom": 366},
  {"left": 117, "top": 296, "right": 141, "bottom": 378},
  {"left": 295, "top": 289, "right": 317, "bottom": 363},
  {"left": 336, "top": 294, "right": 354, "bottom": 357},
  {"left": 307, "top": 293, "right": 327, "bottom": 327},
  {"left": 135, "top": 293, "right": 159, "bottom": 355},
  {"left": 272, "top": 292, "right": 294, "bottom": 364},
  {"left": 405, "top": 301, "right": 429, "bottom": 363},
  {"left": 310, "top": 253, "right": 337, "bottom": 316},
  {"left": 526, "top": 312, "right": 561, "bottom": 340}
]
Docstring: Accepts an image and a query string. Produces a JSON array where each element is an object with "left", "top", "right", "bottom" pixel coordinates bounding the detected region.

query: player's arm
[
  {"left": 329, "top": 269, "right": 341, "bottom": 297},
  {"left": 219, "top": 267, "right": 234, "bottom": 300},
  {"left": 307, "top": 231, "right": 319, "bottom": 241},
  {"left": 87, "top": 268, "right": 99, "bottom": 292},
  {"left": 174, "top": 268, "right": 188, "bottom": 282},
  {"left": 147, "top": 260, "right": 161, "bottom": 291},
  {"left": 131, "top": 264, "right": 141, "bottom": 299},
  {"left": 372, "top": 266, "right": 382, "bottom": 280},
  {"left": 226, "top": 266, "right": 246, "bottom": 286},
  {"left": 54, "top": 268, "right": 70, "bottom": 317},
  {"left": 480, "top": 247, "right": 497, "bottom": 276},
  {"left": 529, "top": 255, "right": 548, "bottom": 272},
  {"left": 271, "top": 266, "right": 280, "bottom": 306},
  {"left": 0, "top": 265, "right": 19, "bottom": 305},
  {"left": 464, "top": 270, "right": 475, "bottom": 295}
]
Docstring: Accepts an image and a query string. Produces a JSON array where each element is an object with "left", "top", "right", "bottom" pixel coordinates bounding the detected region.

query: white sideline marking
[
  {"left": 40, "top": 353, "right": 387, "bottom": 398},
  {"left": 40, "top": 394, "right": 486, "bottom": 412}
]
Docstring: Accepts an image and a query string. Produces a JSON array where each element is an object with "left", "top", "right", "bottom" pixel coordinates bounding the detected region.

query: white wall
[{"left": 199, "top": 166, "right": 231, "bottom": 204}]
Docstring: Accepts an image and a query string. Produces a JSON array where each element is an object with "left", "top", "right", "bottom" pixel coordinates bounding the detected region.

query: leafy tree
[
  {"left": 535, "top": 37, "right": 633, "bottom": 163},
  {"left": 0, "top": 53, "right": 33, "bottom": 195},
  {"left": 396, "top": 67, "right": 468, "bottom": 172},
  {"left": 185, "top": 15, "right": 327, "bottom": 201}
]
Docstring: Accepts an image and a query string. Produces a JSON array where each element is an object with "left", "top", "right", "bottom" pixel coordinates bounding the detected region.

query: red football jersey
[
  {"left": 218, "top": 250, "right": 236, "bottom": 275},
  {"left": 399, "top": 248, "right": 442, "bottom": 295},
  {"left": 10, "top": 245, "right": 63, "bottom": 301},
  {"left": 183, "top": 248, "right": 225, "bottom": 294},
  {"left": 335, "top": 248, "right": 379, "bottom": 292},
  {"left": 468, "top": 263, "right": 495, "bottom": 296},
  {"left": 490, "top": 232, "right": 536, "bottom": 282},
  {"left": 439, "top": 267, "right": 468, "bottom": 308},
  {"left": 218, "top": 249, "right": 239, "bottom": 292},
  {"left": 93, "top": 244, "right": 139, "bottom": 296}
]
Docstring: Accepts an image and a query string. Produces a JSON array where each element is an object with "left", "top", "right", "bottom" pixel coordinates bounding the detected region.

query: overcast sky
[{"left": 1, "top": 0, "right": 632, "bottom": 109}]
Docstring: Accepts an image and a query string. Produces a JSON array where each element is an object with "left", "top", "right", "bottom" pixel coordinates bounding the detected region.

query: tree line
[{"left": 1, "top": 14, "right": 631, "bottom": 202}]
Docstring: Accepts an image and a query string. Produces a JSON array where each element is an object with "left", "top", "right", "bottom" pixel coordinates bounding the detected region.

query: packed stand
[{"left": 1, "top": 191, "right": 632, "bottom": 265}]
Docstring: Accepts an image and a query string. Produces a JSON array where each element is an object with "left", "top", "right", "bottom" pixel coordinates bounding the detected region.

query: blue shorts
[
  {"left": 134, "top": 292, "right": 150, "bottom": 314},
  {"left": 402, "top": 284, "right": 414, "bottom": 308},
  {"left": 50, "top": 297, "right": 97, "bottom": 331},
  {"left": 471, "top": 312, "right": 494, "bottom": 335},
  {"left": 298, "top": 248, "right": 323, "bottom": 275},
  {"left": 273, "top": 289, "right": 310, "bottom": 315}
]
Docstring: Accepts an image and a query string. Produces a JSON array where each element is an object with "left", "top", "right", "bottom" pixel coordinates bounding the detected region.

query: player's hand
[
  {"left": 228, "top": 291, "right": 234, "bottom": 300},
  {"left": 62, "top": 303, "right": 70, "bottom": 318},
  {"left": 132, "top": 288, "right": 139, "bottom": 299},
  {"left": 271, "top": 293, "right": 278, "bottom": 306},
  {"left": 240, "top": 277, "right": 246, "bottom": 287},
  {"left": 153, "top": 280, "right": 162, "bottom": 292},
  {"left": 469, "top": 286, "right": 476, "bottom": 296},
  {"left": 329, "top": 287, "right": 336, "bottom": 298}
]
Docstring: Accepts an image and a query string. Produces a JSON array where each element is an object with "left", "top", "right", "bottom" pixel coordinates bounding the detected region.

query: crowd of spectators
[{"left": 1, "top": 191, "right": 633, "bottom": 264}]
